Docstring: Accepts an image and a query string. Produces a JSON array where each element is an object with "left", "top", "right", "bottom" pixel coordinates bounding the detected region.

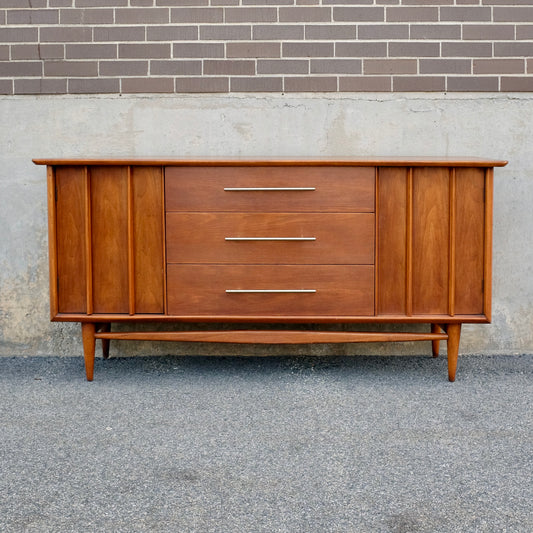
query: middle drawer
[{"left": 166, "top": 213, "right": 375, "bottom": 265}]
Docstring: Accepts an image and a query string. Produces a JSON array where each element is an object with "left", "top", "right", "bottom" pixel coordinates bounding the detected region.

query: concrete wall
[{"left": 0, "top": 92, "right": 531, "bottom": 357}]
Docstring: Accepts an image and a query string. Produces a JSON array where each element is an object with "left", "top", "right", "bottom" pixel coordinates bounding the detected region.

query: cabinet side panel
[
  {"left": 377, "top": 167, "right": 407, "bottom": 315},
  {"left": 132, "top": 166, "right": 164, "bottom": 313},
  {"left": 90, "top": 166, "right": 129, "bottom": 314},
  {"left": 412, "top": 167, "right": 450, "bottom": 314},
  {"left": 55, "top": 167, "right": 87, "bottom": 313},
  {"left": 455, "top": 168, "right": 485, "bottom": 314}
]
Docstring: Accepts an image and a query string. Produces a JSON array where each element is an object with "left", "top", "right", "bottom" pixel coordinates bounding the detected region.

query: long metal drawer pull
[
  {"left": 224, "top": 187, "right": 316, "bottom": 191},
  {"left": 225, "top": 237, "right": 316, "bottom": 241},
  {"left": 225, "top": 289, "right": 316, "bottom": 293}
]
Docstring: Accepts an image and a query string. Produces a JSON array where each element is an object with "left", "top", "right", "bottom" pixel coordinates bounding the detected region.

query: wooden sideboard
[{"left": 34, "top": 157, "right": 507, "bottom": 381}]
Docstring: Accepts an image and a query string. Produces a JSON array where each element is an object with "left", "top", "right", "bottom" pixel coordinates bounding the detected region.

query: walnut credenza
[{"left": 34, "top": 158, "right": 507, "bottom": 381}]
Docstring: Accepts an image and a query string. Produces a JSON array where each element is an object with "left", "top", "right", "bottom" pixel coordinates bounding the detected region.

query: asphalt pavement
[{"left": 0, "top": 353, "right": 531, "bottom": 533}]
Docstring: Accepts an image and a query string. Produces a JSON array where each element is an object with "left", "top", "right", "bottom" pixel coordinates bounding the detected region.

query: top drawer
[{"left": 165, "top": 166, "right": 375, "bottom": 212}]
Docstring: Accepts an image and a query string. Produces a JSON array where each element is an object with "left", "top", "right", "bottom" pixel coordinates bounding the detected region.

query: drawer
[
  {"left": 167, "top": 265, "right": 374, "bottom": 317},
  {"left": 165, "top": 166, "right": 375, "bottom": 213},
  {"left": 166, "top": 213, "right": 375, "bottom": 265}
]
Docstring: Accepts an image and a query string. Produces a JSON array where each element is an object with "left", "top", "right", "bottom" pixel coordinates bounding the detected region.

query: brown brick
[
  {"left": 280, "top": 7, "right": 331, "bottom": 22},
  {"left": 99, "top": 60, "right": 148, "bottom": 76},
  {"left": 0, "top": 11, "right": 4, "bottom": 26},
  {"left": 297, "top": 0, "right": 320, "bottom": 4},
  {"left": 213, "top": 0, "right": 239, "bottom": 5},
  {"left": 50, "top": 1, "right": 73, "bottom": 6},
  {"left": 517, "top": 25, "right": 533, "bottom": 40},
  {"left": 462, "top": 24, "right": 514, "bottom": 40},
  {"left": 389, "top": 42, "right": 440, "bottom": 57},
  {"left": 60, "top": 8, "right": 114, "bottom": 24},
  {"left": 75, "top": 0, "right": 128, "bottom": 6},
  {"left": 253, "top": 25, "right": 303, "bottom": 40},
  {"left": 225, "top": 8, "right": 277, "bottom": 23},
  {"left": 311, "top": 59, "right": 362, "bottom": 74},
  {"left": 94, "top": 27, "right": 145, "bottom": 42},
  {"left": 386, "top": 7, "right": 438, "bottom": 22},
  {"left": 115, "top": 8, "right": 169, "bottom": 24},
  {"left": 334, "top": 7, "right": 384, "bottom": 22},
  {"left": 121, "top": 77, "right": 174, "bottom": 93},
  {"left": 442, "top": 42, "right": 492, "bottom": 57},
  {"left": 410, "top": 25, "right": 461, "bottom": 40},
  {"left": 0, "top": 61, "right": 42, "bottom": 77},
  {"left": 66, "top": 44, "right": 116, "bottom": 59},
  {"left": 339, "top": 76, "right": 391, "bottom": 92},
  {"left": 0, "top": 46, "right": 7, "bottom": 61},
  {"left": 230, "top": 76, "right": 282, "bottom": 92},
  {"left": 7, "top": 9, "right": 59, "bottom": 24},
  {"left": 257, "top": 59, "right": 308, "bottom": 75},
  {"left": 119, "top": 43, "right": 171, "bottom": 59},
  {"left": 400, "top": 0, "right": 452, "bottom": 3},
  {"left": 41, "top": 27, "right": 92, "bottom": 43},
  {"left": 174, "top": 43, "right": 224, "bottom": 58},
  {"left": 447, "top": 77, "right": 499, "bottom": 92},
  {"left": 494, "top": 6, "right": 533, "bottom": 22},
  {"left": 150, "top": 60, "right": 202, "bottom": 75},
  {"left": 11, "top": 44, "right": 64, "bottom": 60},
  {"left": 0, "top": 27, "right": 38, "bottom": 43},
  {"left": 495, "top": 42, "right": 533, "bottom": 57},
  {"left": 0, "top": 79, "right": 13, "bottom": 95},
  {"left": 0, "top": 0, "right": 46, "bottom": 6},
  {"left": 441, "top": 7, "right": 491, "bottom": 21},
  {"left": 284, "top": 76, "right": 337, "bottom": 92},
  {"left": 419, "top": 59, "right": 471, "bottom": 74},
  {"left": 242, "top": 0, "right": 293, "bottom": 5},
  {"left": 474, "top": 59, "right": 524, "bottom": 75},
  {"left": 131, "top": 0, "right": 154, "bottom": 5},
  {"left": 323, "top": 0, "right": 373, "bottom": 4},
  {"left": 227, "top": 42, "right": 280, "bottom": 59},
  {"left": 175, "top": 77, "right": 229, "bottom": 93},
  {"left": 68, "top": 78, "right": 120, "bottom": 94},
  {"left": 157, "top": 0, "right": 207, "bottom": 5},
  {"left": 171, "top": 8, "right": 223, "bottom": 23},
  {"left": 528, "top": 59, "right": 533, "bottom": 73},
  {"left": 15, "top": 78, "right": 67, "bottom": 95},
  {"left": 204, "top": 59, "right": 255, "bottom": 75},
  {"left": 147, "top": 26, "right": 198, "bottom": 41},
  {"left": 364, "top": 59, "right": 416, "bottom": 75},
  {"left": 358, "top": 24, "right": 408, "bottom": 40},
  {"left": 501, "top": 77, "right": 533, "bottom": 91},
  {"left": 336, "top": 42, "right": 387, "bottom": 57},
  {"left": 283, "top": 42, "right": 334, "bottom": 58},
  {"left": 200, "top": 25, "right": 251, "bottom": 40},
  {"left": 44, "top": 60, "right": 98, "bottom": 77},
  {"left": 393, "top": 76, "right": 445, "bottom": 91},
  {"left": 305, "top": 25, "right": 356, "bottom": 40},
  {"left": 484, "top": 0, "right": 533, "bottom": 4}
]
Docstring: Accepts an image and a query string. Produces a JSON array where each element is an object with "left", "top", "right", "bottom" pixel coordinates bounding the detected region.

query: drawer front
[
  {"left": 167, "top": 265, "right": 374, "bottom": 317},
  {"left": 165, "top": 166, "right": 375, "bottom": 213},
  {"left": 166, "top": 213, "right": 375, "bottom": 265}
]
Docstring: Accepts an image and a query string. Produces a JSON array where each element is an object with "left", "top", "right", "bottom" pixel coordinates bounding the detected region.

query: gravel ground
[{"left": 0, "top": 353, "right": 531, "bottom": 533}]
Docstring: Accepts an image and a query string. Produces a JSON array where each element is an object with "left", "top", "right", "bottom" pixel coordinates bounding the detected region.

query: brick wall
[{"left": 1, "top": 0, "right": 533, "bottom": 95}]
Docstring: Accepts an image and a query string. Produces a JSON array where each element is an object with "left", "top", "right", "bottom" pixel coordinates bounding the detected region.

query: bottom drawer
[{"left": 167, "top": 265, "right": 374, "bottom": 317}]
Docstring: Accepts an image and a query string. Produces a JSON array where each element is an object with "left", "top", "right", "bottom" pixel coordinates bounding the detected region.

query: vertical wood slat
[
  {"left": 84, "top": 166, "right": 93, "bottom": 315},
  {"left": 412, "top": 167, "right": 450, "bottom": 315},
  {"left": 448, "top": 168, "right": 456, "bottom": 317},
  {"left": 55, "top": 166, "right": 87, "bottom": 314},
  {"left": 406, "top": 167, "right": 413, "bottom": 317},
  {"left": 128, "top": 166, "right": 135, "bottom": 316},
  {"left": 162, "top": 167, "right": 168, "bottom": 316},
  {"left": 47, "top": 166, "right": 59, "bottom": 318},
  {"left": 484, "top": 168, "right": 493, "bottom": 320},
  {"left": 374, "top": 167, "right": 379, "bottom": 316}
]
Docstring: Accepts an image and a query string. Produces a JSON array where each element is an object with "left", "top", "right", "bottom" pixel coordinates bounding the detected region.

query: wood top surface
[{"left": 33, "top": 156, "right": 508, "bottom": 167}]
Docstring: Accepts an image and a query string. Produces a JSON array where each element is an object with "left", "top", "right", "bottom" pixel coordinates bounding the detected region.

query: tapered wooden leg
[
  {"left": 446, "top": 323, "right": 462, "bottom": 382},
  {"left": 100, "top": 323, "right": 111, "bottom": 359},
  {"left": 431, "top": 323, "right": 441, "bottom": 358},
  {"left": 81, "top": 323, "right": 96, "bottom": 382}
]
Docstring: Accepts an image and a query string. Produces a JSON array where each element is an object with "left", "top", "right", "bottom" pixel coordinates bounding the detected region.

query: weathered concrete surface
[{"left": 0, "top": 93, "right": 531, "bottom": 357}]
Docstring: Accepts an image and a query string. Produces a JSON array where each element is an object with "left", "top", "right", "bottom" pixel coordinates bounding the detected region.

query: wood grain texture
[
  {"left": 167, "top": 264, "right": 374, "bottom": 317},
  {"left": 165, "top": 166, "right": 375, "bottom": 213},
  {"left": 166, "top": 212, "right": 375, "bottom": 265},
  {"left": 132, "top": 166, "right": 165, "bottom": 313},
  {"left": 455, "top": 167, "right": 485, "bottom": 315},
  {"left": 47, "top": 167, "right": 59, "bottom": 318},
  {"left": 377, "top": 167, "right": 408, "bottom": 315},
  {"left": 90, "top": 166, "right": 129, "bottom": 314},
  {"left": 55, "top": 166, "right": 87, "bottom": 313},
  {"left": 412, "top": 167, "right": 450, "bottom": 315}
]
